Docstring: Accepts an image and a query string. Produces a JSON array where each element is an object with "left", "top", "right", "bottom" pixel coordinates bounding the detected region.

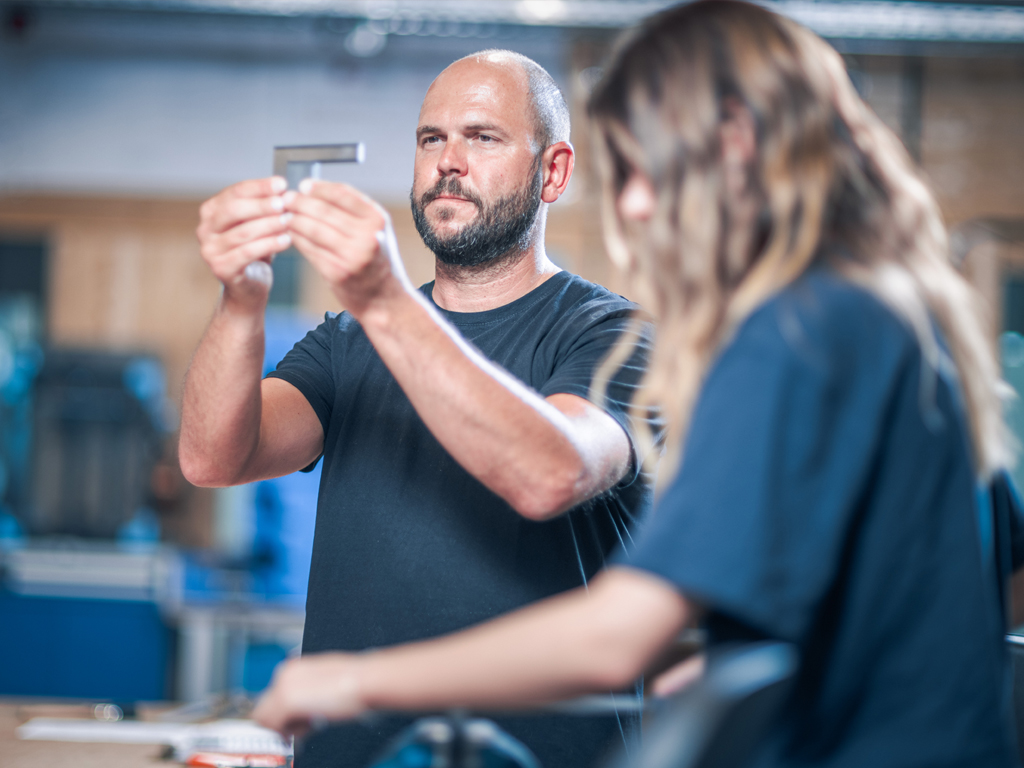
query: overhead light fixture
[
  {"left": 516, "top": 0, "right": 568, "bottom": 23},
  {"left": 345, "top": 21, "right": 387, "bottom": 57}
]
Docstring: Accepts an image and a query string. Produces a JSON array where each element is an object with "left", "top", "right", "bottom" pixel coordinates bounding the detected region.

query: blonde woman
[{"left": 255, "top": 2, "right": 1024, "bottom": 764}]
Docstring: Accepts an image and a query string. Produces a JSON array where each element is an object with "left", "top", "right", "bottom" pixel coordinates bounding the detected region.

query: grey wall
[{"left": 0, "top": 7, "right": 571, "bottom": 203}]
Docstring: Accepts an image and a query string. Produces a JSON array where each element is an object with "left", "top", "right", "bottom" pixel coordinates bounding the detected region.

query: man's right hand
[
  {"left": 182, "top": 175, "right": 324, "bottom": 489},
  {"left": 196, "top": 176, "right": 293, "bottom": 312}
]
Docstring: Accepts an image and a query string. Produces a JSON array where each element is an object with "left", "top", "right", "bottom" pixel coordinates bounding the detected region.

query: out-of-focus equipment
[
  {"left": 28, "top": 349, "right": 168, "bottom": 538},
  {"left": 604, "top": 642, "right": 798, "bottom": 768},
  {"left": 17, "top": 713, "right": 291, "bottom": 765},
  {"left": 0, "top": 541, "right": 179, "bottom": 701},
  {"left": 272, "top": 143, "right": 365, "bottom": 191},
  {"left": 367, "top": 716, "right": 540, "bottom": 768},
  {"left": 0, "top": 347, "right": 175, "bottom": 702}
]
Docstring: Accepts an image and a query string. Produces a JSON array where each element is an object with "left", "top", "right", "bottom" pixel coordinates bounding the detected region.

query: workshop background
[{"left": 0, "top": 0, "right": 1022, "bottom": 709}]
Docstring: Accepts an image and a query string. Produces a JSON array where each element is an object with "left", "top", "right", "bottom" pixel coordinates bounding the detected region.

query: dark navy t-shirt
[
  {"left": 618, "top": 267, "right": 1020, "bottom": 768},
  {"left": 268, "top": 271, "right": 652, "bottom": 768}
]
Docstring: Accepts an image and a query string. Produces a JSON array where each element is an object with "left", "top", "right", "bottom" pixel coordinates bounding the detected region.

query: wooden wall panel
[{"left": 923, "top": 57, "right": 1024, "bottom": 225}]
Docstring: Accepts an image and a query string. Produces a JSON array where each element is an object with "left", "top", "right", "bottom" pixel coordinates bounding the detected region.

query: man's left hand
[{"left": 284, "top": 179, "right": 410, "bottom": 318}]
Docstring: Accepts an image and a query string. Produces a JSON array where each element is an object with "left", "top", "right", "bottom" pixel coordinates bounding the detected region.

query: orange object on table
[{"left": 186, "top": 752, "right": 288, "bottom": 767}]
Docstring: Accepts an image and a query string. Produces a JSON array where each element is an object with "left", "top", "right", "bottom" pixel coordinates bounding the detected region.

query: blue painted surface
[
  {"left": 249, "top": 308, "right": 323, "bottom": 607},
  {"left": 0, "top": 590, "right": 170, "bottom": 700},
  {"left": 242, "top": 642, "right": 289, "bottom": 693}
]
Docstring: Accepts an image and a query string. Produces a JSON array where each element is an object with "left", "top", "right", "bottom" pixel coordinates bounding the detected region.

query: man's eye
[
  {"left": 477, "top": 135, "right": 495, "bottom": 143},
  {"left": 422, "top": 136, "right": 442, "bottom": 146}
]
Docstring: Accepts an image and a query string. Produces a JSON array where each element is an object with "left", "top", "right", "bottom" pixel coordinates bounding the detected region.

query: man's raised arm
[
  {"left": 179, "top": 177, "right": 324, "bottom": 488},
  {"left": 284, "top": 179, "right": 634, "bottom": 521}
]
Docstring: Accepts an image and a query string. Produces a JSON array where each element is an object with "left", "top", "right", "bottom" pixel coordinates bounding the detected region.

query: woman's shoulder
[{"left": 739, "top": 265, "right": 918, "bottom": 367}]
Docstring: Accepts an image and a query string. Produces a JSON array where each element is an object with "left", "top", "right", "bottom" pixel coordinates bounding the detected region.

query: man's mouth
[{"left": 418, "top": 177, "right": 484, "bottom": 210}]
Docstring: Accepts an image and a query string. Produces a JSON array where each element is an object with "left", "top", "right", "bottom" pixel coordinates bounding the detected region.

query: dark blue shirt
[
  {"left": 619, "top": 267, "right": 1019, "bottom": 768},
  {"left": 269, "top": 272, "right": 653, "bottom": 768}
]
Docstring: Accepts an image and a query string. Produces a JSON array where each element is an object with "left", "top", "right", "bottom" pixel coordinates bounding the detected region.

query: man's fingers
[
  {"left": 284, "top": 193, "right": 352, "bottom": 235},
  {"left": 219, "top": 212, "right": 292, "bottom": 250},
  {"left": 230, "top": 176, "right": 287, "bottom": 200},
  {"left": 219, "top": 234, "right": 292, "bottom": 282},
  {"left": 285, "top": 189, "right": 384, "bottom": 239},
  {"left": 201, "top": 217, "right": 290, "bottom": 278},
  {"left": 198, "top": 177, "right": 286, "bottom": 234},
  {"left": 290, "top": 230, "right": 348, "bottom": 284},
  {"left": 293, "top": 179, "right": 382, "bottom": 220},
  {"left": 287, "top": 211, "right": 369, "bottom": 259},
  {"left": 203, "top": 195, "right": 287, "bottom": 236}
]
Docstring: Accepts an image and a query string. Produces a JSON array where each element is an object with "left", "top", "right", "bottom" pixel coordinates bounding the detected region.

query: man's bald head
[
  {"left": 448, "top": 49, "right": 571, "bottom": 151},
  {"left": 412, "top": 50, "right": 574, "bottom": 270}
]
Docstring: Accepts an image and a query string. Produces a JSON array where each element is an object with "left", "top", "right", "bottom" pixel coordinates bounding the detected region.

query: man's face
[{"left": 411, "top": 59, "right": 544, "bottom": 267}]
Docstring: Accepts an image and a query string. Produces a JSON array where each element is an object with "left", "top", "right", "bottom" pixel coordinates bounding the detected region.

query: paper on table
[{"left": 17, "top": 717, "right": 291, "bottom": 759}]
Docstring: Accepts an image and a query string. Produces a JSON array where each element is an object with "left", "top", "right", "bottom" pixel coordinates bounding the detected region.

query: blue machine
[
  {"left": 0, "top": 543, "right": 179, "bottom": 701},
  {"left": 0, "top": 343, "right": 175, "bottom": 702},
  {"left": 0, "top": 308, "right": 322, "bottom": 702}
]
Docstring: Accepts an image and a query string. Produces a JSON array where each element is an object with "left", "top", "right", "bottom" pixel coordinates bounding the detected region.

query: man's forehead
[{"left": 418, "top": 58, "right": 531, "bottom": 123}]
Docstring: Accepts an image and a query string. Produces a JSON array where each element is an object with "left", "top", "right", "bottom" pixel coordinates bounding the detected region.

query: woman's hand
[
  {"left": 252, "top": 653, "right": 366, "bottom": 737},
  {"left": 651, "top": 652, "right": 705, "bottom": 697}
]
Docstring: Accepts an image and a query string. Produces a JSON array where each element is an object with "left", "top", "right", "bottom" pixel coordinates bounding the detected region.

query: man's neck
[{"left": 431, "top": 247, "right": 561, "bottom": 313}]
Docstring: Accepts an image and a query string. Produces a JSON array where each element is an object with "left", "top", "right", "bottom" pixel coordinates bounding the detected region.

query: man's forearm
[
  {"left": 356, "top": 285, "right": 630, "bottom": 520},
  {"left": 281, "top": 179, "right": 631, "bottom": 518},
  {"left": 179, "top": 297, "right": 267, "bottom": 487}
]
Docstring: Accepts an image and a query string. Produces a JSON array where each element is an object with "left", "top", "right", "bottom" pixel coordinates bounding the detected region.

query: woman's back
[{"left": 621, "top": 266, "right": 1017, "bottom": 767}]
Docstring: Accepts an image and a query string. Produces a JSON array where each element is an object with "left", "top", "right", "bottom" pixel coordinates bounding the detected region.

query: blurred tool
[
  {"left": 17, "top": 715, "right": 291, "bottom": 763},
  {"left": 367, "top": 716, "right": 540, "bottom": 768},
  {"left": 187, "top": 753, "right": 286, "bottom": 767}
]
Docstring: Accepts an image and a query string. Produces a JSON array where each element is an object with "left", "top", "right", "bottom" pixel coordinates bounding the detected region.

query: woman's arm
[{"left": 253, "top": 568, "right": 692, "bottom": 735}]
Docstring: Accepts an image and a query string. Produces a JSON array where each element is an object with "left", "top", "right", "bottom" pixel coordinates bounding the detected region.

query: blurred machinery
[
  {"left": 0, "top": 344, "right": 176, "bottom": 701},
  {"left": 27, "top": 349, "right": 167, "bottom": 538},
  {"left": 0, "top": 309, "right": 320, "bottom": 704}
]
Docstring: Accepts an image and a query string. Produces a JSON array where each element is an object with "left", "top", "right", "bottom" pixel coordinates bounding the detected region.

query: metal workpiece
[{"left": 272, "top": 143, "right": 365, "bottom": 190}]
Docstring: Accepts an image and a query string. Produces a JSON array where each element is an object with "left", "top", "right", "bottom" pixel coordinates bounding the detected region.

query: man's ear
[{"left": 540, "top": 141, "right": 575, "bottom": 204}]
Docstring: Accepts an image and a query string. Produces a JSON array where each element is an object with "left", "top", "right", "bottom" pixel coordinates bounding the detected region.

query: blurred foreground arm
[
  {"left": 253, "top": 568, "right": 691, "bottom": 735},
  {"left": 180, "top": 177, "right": 324, "bottom": 487}
]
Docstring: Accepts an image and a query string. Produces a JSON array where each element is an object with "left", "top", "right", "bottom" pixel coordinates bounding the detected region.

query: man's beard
[{"left": 410, "top": 160, "right": 543, "bottom": 269}]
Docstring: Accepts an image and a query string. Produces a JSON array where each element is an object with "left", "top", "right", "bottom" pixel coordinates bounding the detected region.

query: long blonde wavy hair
[{"left": 589, "top": 0, "right": 1013, "bottom": 486}]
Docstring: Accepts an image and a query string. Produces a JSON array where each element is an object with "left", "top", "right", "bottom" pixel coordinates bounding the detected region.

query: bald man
[{"left": 180, "top": 51, "right": 651, "bottom": 768}]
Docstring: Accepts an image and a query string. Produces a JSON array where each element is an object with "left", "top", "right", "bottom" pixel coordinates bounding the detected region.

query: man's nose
[{"left": 437, "top": 138, "right": 468, "bottom": 177}]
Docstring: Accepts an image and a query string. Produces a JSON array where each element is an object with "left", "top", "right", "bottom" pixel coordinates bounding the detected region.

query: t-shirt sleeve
[
  {"left": 616, "top": 301, "right": 902, "bottom": 642},
  {"left": 537, "top": 308, "right": 655, "bottom": 485},
  {"left": 265, "top": 312, "right": 338, "bottom": 437}
]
